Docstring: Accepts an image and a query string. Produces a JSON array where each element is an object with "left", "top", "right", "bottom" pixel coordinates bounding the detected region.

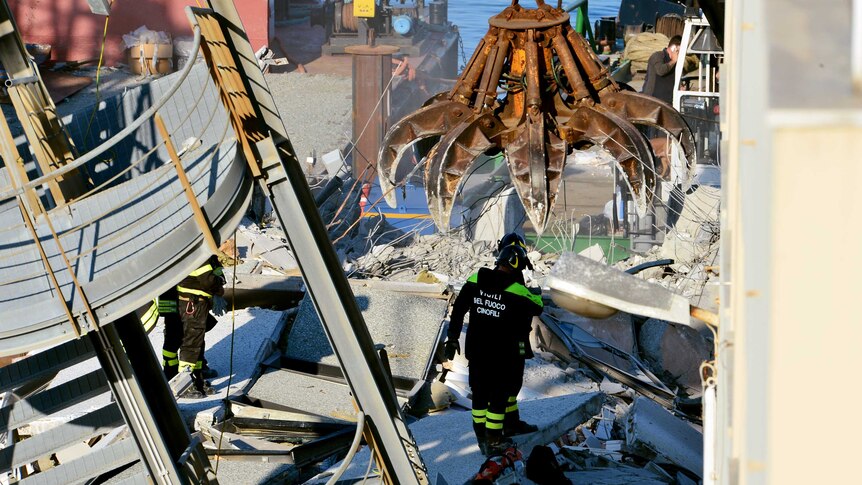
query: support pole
[
  {"left": 191, "top": 3, "right": 428, "bottom": 482},
  {"left": 345, "top": 44, "right": 398, "bottom": 182},
  {"left": 91, "top": 316, "right": 216, "bottom": 484}
]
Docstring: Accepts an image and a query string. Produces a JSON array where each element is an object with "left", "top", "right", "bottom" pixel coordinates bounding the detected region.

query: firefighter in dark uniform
[
  {"left": 444, "top": 244, "right": 544, "bottom": 456},
  {"left": 495, "top": 233, "right": 539, "bottom": 438},
  {"left": 177, "top": 255, "right": 225, "bottom": 398},
  {"left": 138, "top": 285, "right": 219, "bottom": 383},
  {"left": 156, "top": 287, "right": 182, "bottom": 380}
]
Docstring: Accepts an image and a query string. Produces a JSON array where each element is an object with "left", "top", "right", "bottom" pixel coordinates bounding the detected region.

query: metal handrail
[{"left": 0, "top": 23, "right": 202, "bottom": 201}]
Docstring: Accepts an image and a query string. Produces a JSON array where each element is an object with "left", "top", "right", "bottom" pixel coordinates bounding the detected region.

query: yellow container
[{"left": 353, "top": 0, "right": 375, "bottom": 18}]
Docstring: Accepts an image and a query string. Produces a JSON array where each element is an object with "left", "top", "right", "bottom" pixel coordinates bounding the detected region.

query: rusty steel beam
[{"left": 346, "top": 44, "right": 399, "bottom": 182}]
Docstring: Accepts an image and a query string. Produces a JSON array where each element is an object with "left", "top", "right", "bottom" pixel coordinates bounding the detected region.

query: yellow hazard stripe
[
  {"left": 486, "top": 421, "right": 504, "bottom": 430},
  {"left": 162, "top": 350, "right": 177, "bottom": 358},
  {"left": 505, "top": 282, "right": 544, "bottom": 307},
  {"left": 472, "top": 408, "right": 487, "bottom": 423},
  {"left": 189, "top": 264, "right": 213, "bottom": 277},
  {"left": 505, "top": 404, "right": 518, "bottom": 413},
  {"left": 163, "top": 358, "right": 179, "bottom": 366},
  {"left": 141, "top": 302, "right": 158, "bottom": 333},
  {"left": 179, "top": 361, "right": 195, "bottom": 371},
  {"left": 177, "top": 286, "right": 211, "bottom": 298}
]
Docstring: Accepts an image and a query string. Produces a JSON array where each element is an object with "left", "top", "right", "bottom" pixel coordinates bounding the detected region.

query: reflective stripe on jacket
[{"left": 177, "top": 255, "right": 225, "bottom": 301}]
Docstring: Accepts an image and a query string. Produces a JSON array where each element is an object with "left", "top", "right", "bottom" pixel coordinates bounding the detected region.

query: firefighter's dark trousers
[
  {"left": 177, "top": 297, "right": 213, "bottom": 376},
  {"left": 469, "top": 358, "right": 519, "bottom": 441},
  {"left": 161, "top": 313, "right": 183, "bottom": 380},
  {"left": 163, "top": 311, "right": 216, "bottom": 380},
  {"left": 504, "top": 358, "right": 526, "bottom": 428}
]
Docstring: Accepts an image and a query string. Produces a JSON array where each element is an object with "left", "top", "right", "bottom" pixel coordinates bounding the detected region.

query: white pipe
[
  {"left": 326, "top": 411, "right": 366, "bottom": 485},
  {"left": 703, "top": 380, "right": 717, "bottom": 485}
]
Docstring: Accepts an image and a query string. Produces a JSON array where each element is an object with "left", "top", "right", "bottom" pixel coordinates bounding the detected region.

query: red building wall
[{"left": 10, "top": 0, "right": 270, "bottom": 66}]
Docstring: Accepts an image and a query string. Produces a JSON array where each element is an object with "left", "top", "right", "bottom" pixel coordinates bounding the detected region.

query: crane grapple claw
[{"left": 378, "top": 0, "right": 696, "bottom": 232}]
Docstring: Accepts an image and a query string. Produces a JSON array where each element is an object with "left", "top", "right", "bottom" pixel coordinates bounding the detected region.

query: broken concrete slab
[
  {"left": 535, "top": 315, "right": 675, "bottom": 407},
  {"left": 659, "top": 186, "right": 720, "bottom": 266},
  {"left": 578, "top": 243, "right": 606, "bottom": 262},
  {"left": 463, "top": 187, "right": 526, "bottom": 243},
  {"left": 161, "top": 308, "right": 290, "bottom": 428},
  {"left": 286, "top": 287, "right": 449, "bottom": 381},
  {"left": 246, "top": 368, "right": 410, "bottom": 422},
  {"left": 210, "top": 458, "right": 298, "bottom": 484},
  {"left": 596, "top": 407, "right": 614, "bottom": 440},
  {"left": 625, "top": 397, "right": 703, "bottom": 477},
  {"left": 638, "top": 318, "right": 713, "bottom": 395},
  {"left": 247, "top": 368, "right": 361, "bottom": 422},
  {"left": 312, "top": 393, "right": 601, "bottom": 485},
  {"left": 565, "top": 468, "right": 669, "bottom": 484},
  {"left": 35, "top": 307, "right": 289, "bottom": 432},
  {"left": 545, "top": 306, "right": 637, "bottom": 354},
  {"left": 549, "top": 252, "right": 716, "bottom": 328},
  {"left": 348, "top": 279, "right": 448, "bottom": 300}
]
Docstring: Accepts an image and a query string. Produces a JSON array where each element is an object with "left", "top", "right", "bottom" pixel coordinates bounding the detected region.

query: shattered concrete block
[
  {"left": 578, "top": 243, "right": 606, "bottom": 262},
  {"left": 638, "top": 318, "right": 713, "bottom": 395},
  {"left": 311, "top": 394, "right": 600, "bottom": 485},
  {"left": 464, "top": 187, "right": 525, "bottom": 243},
  {"left": 546, "top": 306, "right": 637, "bottom": 354},
  {"left": 625, "top": 397, "right": 703, "bottom": 477},
  {"left": 596, "top": 407, "right": 615, "bottom": 440},
  {"left": 321, "top": 149, "right": 347, "bottom": 177},
  {"left": 659, "top": 186, "right": 720, "bottom": 266},
  {"left": 286, "top": 287, "right": 449, "bottom": 380}
]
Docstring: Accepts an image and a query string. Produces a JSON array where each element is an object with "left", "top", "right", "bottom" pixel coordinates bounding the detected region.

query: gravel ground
[
  {"left": 211, "top": 457, "right": 297, "bottom": 484},
  {"left": 264, "top": 72, "right": 353, "bottom": 163}
]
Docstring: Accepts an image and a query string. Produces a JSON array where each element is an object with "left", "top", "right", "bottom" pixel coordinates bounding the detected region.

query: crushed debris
[{"left": 309, "top": 393, "right": 602, "bottom": 485}]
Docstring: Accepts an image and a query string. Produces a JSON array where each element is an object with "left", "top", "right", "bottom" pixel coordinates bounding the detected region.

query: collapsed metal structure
[
  {"left": 378, "top": 0, "right": 697, "bottom": 232},
  {"left": 0, "top": 0, "right": 428, "bottom": 482}
]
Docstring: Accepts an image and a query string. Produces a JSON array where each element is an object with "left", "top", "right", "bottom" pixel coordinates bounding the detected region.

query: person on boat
[
  {"left": 443, "top": 244, "right": 544, "bottom": 456},
  {"left": 642, "top": 35, "right": 681, "bottom": 105}
]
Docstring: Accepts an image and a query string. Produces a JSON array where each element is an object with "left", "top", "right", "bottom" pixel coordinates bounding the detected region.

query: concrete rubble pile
[
  {"left": 347, "top": 231, "right": 557, "bottom": 284},
  {"left": 2, "top": 168, "right": 716, "bottom": 484},
  {"left": 201, "top": 174, "right": 717, "bottom": 485}
]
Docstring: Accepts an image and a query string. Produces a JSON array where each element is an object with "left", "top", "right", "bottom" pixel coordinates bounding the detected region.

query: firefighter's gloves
[
  {"left": 212, "top": 296, "right": 228, "bottom": 317},
  {"left": 443, "top": 339, "right": 461, "bottom": 361}
]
